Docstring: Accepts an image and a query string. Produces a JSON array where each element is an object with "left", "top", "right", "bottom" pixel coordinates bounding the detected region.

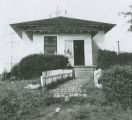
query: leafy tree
[{"left": 121, "top": 5, "right": 132, "bottom": 31}]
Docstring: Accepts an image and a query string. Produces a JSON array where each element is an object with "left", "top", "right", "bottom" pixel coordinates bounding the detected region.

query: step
[
  {"left": 75, "top": 73, "right": 91, "bottom": 77},
  {"left": 74, "top": 66, "right": 95, "bottom": 78}
]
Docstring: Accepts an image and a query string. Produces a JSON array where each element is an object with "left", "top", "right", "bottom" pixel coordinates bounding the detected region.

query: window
[{"left": 44, "top": 36, "right": 57, "bottom": 55}]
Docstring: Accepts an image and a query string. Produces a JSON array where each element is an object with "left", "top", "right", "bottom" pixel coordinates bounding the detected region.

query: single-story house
[{"left": 10, "top": 16, "right": 115, "bottom": 77}]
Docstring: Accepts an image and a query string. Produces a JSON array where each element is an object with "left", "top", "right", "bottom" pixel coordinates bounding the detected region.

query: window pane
[
  {"left": 45, "top": 39, "right": 56, "bottom": 45},
  {"left": 45, "top": 46, "right": 56, "bottom": 55},
  {"left": 44, "top": 36, "right": 57, "bottom": 55},
  {"left": 44, "top": 36, "right": 57, "bottom": 45}
]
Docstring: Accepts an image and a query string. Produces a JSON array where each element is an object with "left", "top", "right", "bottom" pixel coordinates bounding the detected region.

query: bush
[
  {"left": 1, "top": 69, "right": 11, "bottom": 81},
  {"left": 11, "top": 54, "right": 69, "bottom": 79},
  {"left": 99, "top": 65, "right": 132, "bottom": 108},
  {"left": 117, "top": 52, "right": 132, "bottom": 65},
  {"left": 97, "top": 49, "right": 132, "bottom": 69},
  {"left": 97, "top": 49, "right": 117, "bottom": 69}
]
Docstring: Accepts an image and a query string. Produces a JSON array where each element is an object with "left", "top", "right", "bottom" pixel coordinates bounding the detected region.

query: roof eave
[
  {"left": 10, "top": 24, "right": 22, "bottom": 38},
  {"left": 104, "top": 24, "right": 116, "bottom": 34}
]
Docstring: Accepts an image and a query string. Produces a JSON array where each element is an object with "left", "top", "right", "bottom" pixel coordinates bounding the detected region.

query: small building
[{"left": 10, "top": 17, "right": 115, "bottom": 77}]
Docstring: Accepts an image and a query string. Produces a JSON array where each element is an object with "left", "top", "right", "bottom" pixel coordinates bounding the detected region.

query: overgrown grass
[
  {"left": 0, "top": 77, "right": 132, "bottom": 120},
  {"left": 77, "top": 79, "right": 132, "bottom": 120}
]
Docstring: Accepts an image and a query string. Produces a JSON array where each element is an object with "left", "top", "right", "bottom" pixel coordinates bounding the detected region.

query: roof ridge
[{"left": 10, "top": 16, "right": 116, "bottom": 26}]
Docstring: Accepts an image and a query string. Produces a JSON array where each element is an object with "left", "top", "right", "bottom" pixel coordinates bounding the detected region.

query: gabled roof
[{"left": 10, "top": 16, "right": 116, "bottom": 38}]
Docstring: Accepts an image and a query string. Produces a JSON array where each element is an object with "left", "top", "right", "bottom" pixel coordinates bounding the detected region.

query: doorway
[{"left": 74, "top": 40, "right": 85, "bottom": 66}]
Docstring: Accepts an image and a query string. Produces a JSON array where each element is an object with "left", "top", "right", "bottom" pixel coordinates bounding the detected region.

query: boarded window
[{"left": 44, "top": 36, "right": 57, "bottom": 55}]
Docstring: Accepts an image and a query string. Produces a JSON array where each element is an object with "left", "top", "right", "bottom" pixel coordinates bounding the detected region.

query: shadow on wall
[{"left": 92, "top": 39, "right": 99, "bottom": 66}]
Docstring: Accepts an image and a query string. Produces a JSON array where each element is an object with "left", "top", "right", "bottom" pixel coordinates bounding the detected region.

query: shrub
[
  {"left": 1, "top": 69, "right": 11, "bottom": 81},
  {"left": 97, "top": 49, "right": 132, "bottom": 69},
  {"left": 99, "top": 65, "right": 132, "bottom": 108},
  {"left": 117, "top": 52, "right": 132, "bottom": 65},
  {"left": 97, "top": 49, "right": 117, "bottom": 69},
  {"left": 11, "top": 54, "right": 69, "bottom": 79}
]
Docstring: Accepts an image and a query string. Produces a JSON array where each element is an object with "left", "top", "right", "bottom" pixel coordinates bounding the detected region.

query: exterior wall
[
  {"left": 93, "top": 31, "right": 105, "bottom": 49},
  {"left": 57, "top": 34, "right": 92, "bottom": 66},
  {"left": 92, "top": 30, "right": 105, "bottom": 65},
  {"left": 22, "top": 31, "right": 36, "bottom": 55},
  {"left": 19, "top": 31, "right": 106, "bottom": 67},
  {"left": 21, "top": 32, "right": 93, "bottom": 66},
  {"left": 22, "top": 31, "right": 44, "bottom": 55},
  {"left": 33, "top": 33, "right": 44, "bottom": 54}
]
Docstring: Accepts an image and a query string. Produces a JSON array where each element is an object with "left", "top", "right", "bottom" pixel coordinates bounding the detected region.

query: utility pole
[{"left": 117, "top": 40, "right": 120, "bottom": 54}]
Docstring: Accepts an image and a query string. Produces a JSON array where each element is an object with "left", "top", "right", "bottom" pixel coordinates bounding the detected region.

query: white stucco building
[{"left": 10, "top": 17, "right": 115, "bottom": 77}]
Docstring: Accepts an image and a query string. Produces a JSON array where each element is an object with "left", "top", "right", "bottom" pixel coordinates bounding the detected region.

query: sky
[{"left": 0, "top": 0, "right": 132, "bottom": 73}]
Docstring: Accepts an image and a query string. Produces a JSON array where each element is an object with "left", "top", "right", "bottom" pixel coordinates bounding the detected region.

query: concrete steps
[{"left": 74, "top": 66, "right": 95, "bottom": 78}]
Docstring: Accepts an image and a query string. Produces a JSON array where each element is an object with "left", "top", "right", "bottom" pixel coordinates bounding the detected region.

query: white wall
[
  {"left": 21, "top": 32, "right": 107, "bottom": 66},
  {"left": 92, "top": 30, "right": 105, "bottom": 65},
  {"left": 22, "top": 31, "right": 44, "bottom": 55},
  {"left": 93, "top": 31, "right": 105, "bottom": 49},
  {"left": 57, "top": 34, "right": 92, "bottom": 66},
  {"left": 33, "top": 33, "right": 44, "bottom": 54},
  {"left": 22, "top": 32, "right": 93, "bottom": 66},
  {"left": 17, "top": 31, "right": 106, "bottom": 67},
  {"left": 84, "top": 36, "right": 93, "bottom": 65}
]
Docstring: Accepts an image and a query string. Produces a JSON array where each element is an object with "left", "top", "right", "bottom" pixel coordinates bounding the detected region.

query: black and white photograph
[{"left": 0, "top": 0, "right": 132, "bottom": 119}]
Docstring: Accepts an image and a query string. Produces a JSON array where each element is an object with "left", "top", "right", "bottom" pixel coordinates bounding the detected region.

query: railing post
[{"left": 40, "top": 76, "right": 44, "bottom": 87}]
